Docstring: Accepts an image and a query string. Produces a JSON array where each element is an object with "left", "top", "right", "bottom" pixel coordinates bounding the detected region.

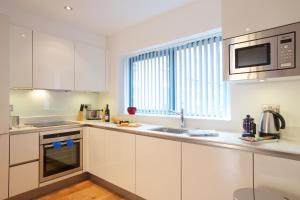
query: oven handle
[{"left": 43, "top": 139, "right": 81, "bottom": 148}]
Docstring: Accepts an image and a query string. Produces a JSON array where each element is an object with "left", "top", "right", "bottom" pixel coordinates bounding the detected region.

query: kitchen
[{"left": 1, "top": 0, "right": 300, "bottom": 200}]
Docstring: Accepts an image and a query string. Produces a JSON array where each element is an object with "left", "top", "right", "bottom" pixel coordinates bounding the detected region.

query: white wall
[
  {"left": 105, "top": 0, "right": 300, "bottom": 141},
  {"left": 106, "top": 0, "right": 221, "bottom": 113},
  {"left": 10, "top": 90, "right": 101, "bottom": 118}
]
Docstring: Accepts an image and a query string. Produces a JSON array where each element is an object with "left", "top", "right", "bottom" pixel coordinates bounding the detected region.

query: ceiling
[{"left": 0, "top": 0, "right": 198, "bottom": 36}]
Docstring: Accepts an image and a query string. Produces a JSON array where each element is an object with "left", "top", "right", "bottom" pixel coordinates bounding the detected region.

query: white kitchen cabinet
[
  {"left": 33, "top": 31, "right": 74, "bottom": 90},
  {"left": 182, "top": 143, "right": 253, "bottom": 200},
  {"left": 75, "top": 42, "right": 106, "bottom": 92},
  {"left": 136, "top": 135, "right": 181, "bottom": 200},
  {"left": 0, "top": 15, "right": 9, "bottom": 135},
  {"left": 254, "top": 154, "right": 300, "bottom": 200},
  {"left": 10, "top": 132, "right": 39, "bottom": 165},
  {"left": 83, "top": 127, "right": 89, "bottom": 172},
  {"left": 222, "top": 0, "right": 300, "bottom": 39},
  {"left": 105, "top": 130, "right": 135, "bottom": 193},
  {"left": 88, "top": 127, "right": 106, "bottom": 179},
  {"left": 0, "top": 134, "right": 9, "bottom": 200},
  {"left": 9, "top": 25, "right": 33, "bottom": 88},
  {"left": 9, "top": 161, "right": 39, "bottom": 197}
]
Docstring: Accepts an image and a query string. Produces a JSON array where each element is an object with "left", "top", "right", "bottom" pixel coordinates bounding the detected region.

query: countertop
[{"left": 10, "top": 120, "right": 300, "bottom": 161}]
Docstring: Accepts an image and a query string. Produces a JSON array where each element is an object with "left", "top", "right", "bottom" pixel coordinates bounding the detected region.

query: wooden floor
[{"left": 37, "top": 180, "right": 126, "bottom": 200}]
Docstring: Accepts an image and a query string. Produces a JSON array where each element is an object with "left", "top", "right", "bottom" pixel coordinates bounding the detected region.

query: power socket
[{"left": 261, "top": 104, "right": 280, "bottom": 113}]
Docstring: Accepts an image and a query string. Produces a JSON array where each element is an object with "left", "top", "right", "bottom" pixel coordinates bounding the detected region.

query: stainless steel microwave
[{"left": 224, "top": 22, "right": 300, "bottom": 80}]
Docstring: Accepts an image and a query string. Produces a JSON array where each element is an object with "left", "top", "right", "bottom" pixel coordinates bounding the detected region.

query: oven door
[
  {"left": 40, "top": 139, "right": 82, "bottom": 183},
  {"left": 229, "top": 37, "right": 278, "bottom": 74}
]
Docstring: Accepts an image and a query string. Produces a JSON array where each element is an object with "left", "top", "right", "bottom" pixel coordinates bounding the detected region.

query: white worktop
[{"left": 10, "top": 120, "right": 300, "bottom": 160}]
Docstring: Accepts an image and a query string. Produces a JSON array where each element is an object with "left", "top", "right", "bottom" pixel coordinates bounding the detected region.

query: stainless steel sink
[
  {"left": 150, "top": 127, "right": 219, "bottom": 137},
  {"left": 150, "top": 127, "right": 187, "bottom": 134}
]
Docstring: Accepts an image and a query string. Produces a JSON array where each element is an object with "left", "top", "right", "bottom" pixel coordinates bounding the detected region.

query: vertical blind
[{"left": 125, "top": 34, "right": 229, "bottom": 119}]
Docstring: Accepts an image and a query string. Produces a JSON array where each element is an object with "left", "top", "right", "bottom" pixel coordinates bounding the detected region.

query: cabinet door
[
  {"left": 105, "top": 130, "right": 135, "bottom": 193},
  {"left": 33, "top": 31, "right": 74, "bottom": 90},
  {"left": 254, "top": 154, "right": 300, "bottom": 200},
  {"left": 10, "top": 25, "right": 32, "bottom": 88},
  {"left": 136, "top": 135, "right": 181, "bottom": 200},
  {"left": 75, "top": 42, "right": 106, "bottom": 92},
  {"left": 0, "top": 134, "right": 9, "bottom": 200},
  {"left": 9, "top": 161, "right": 39, "bottom": 197},
  {"left": 10, "top": 132, "right": 39, "bottom": 165},
  {"left": 0, "top": 16, "right": 9, "bottom": 135},
  {"left": 88, "top": 127, "right": 106, "bottom": 179},
  {"left": 182, "top": 143, "right": 253, "bottom": 200}
]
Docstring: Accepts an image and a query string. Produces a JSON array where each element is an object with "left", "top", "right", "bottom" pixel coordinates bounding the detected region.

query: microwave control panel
[{"left": 278, "top": 32, "right": 295, "bottom": 69}]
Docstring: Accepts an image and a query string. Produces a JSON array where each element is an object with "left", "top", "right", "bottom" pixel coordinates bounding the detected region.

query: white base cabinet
[
  {"left": 9, "top": 161, "right": 39, "bottom": 197},
  {"left": 0, "top": 134, "right": 9, "bottom": 200},
  {"left": 254, "top": 154, "right": 300, "bottom": 200},
  {"left": 88, "top": 128, "right": 135, "bottom": 193},
  {"left": 136, "top": 135, "right": 181, "bottom": 200},
  {"left": 105, "top": 130, "right": 135, "bottom": 193},
  {"left": 88, "top": 127, "right": 106, "bottom": 179},
  {"left": 182, "top": 143, "right": 253, "bottom": 200},
  {"left": 10, "top": 132, "right": 39, "bottom": 165}
]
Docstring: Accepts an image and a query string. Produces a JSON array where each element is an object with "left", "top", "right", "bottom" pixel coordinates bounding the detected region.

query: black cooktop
[{"left": 28, "top": 121, "right": 79, "bottom": 128}]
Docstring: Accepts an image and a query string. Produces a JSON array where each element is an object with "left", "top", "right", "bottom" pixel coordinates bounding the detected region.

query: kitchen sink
[
  {"left": 150, "top": 127, "right": 219, "bottom": 137},
  {"left": 150, "top": 127, "right": 187, "bottom": 134}
]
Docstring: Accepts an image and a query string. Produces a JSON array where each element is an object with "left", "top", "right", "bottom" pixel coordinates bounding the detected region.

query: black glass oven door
[{"left": 43, "top": 140, "right": 81, "bottom": 179}]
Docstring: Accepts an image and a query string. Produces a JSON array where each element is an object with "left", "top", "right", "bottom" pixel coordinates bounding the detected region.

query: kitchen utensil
[
  {"left": 259, "top": 110, "right": 286, "bottom": 139},
  {"left": 242, "top": 115, "right": 256, "bottom": 137}
]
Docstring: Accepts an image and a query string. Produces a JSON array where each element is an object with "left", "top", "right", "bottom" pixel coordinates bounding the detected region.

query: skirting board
[
  {"left": 9, "top": 172, "right": 145, "bottom": 200},
  {"left": 89, "top": 174, "right": 145, "bottom": 200}
]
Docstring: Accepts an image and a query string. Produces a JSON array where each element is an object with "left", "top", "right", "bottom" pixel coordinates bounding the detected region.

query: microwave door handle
[{"left": 44, "top": 140, "right": 81, "bottom": 148}]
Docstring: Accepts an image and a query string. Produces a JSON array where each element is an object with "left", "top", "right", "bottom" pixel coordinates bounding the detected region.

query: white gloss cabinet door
[
  {"left": 9, "top": 25, "right": 32, "bottom": 88},
  {"left": 33, "top": 32, "right": 74, "bottom": 90},
  {"left": 88, "top": 127, "right": 106, "bottom": 179},
  {"left": 136, "top": 135, "right": 181, "bottom": 200},
  {"left": 75, "top": 42, "right": 106, "bottom": 92},
  {"left": 0, "top": 134, "right": 9, "bottom": 200},
  {"left": 9, "top": 161, "right": 39, "bottom": 197},
  {"left": 105, "top": 130, "right": 135, "bottom": 193},
  {"left": 254, "top": 154, "right": 300, "bottom": 200},
  {"left": 0, "top": 15, "right": 9, "bottom": 135},
  {"left": 182, "top": 143, "right": 253, "bottom": 200},
  {"left": 10, "top": 132, "right": 39, "bottom": 165}
]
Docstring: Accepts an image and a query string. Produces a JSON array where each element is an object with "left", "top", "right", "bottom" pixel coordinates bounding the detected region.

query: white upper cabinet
[
  {"left": 136, "top": 135, "right": 181, "bottom": 200},
  {"left": 9, "top": 25, "right": 33, "bottom": 89},
  {"left": 75, "top": 42, "right": 106, "bottom": 92},
  {"left": 33, "top": 31, "right": 74, "bottom": 90},
  {"left": 182, "top": 143, "right": 253, "bottom": 200},
  {"left": 254, "top": 154, "right": 300, "bottom": 200},
  {"left": 222, "top": 0, "right": 300, "bottom": 39}
]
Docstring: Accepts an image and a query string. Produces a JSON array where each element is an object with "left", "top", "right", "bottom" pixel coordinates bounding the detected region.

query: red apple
[{"left": 127, "top": 107, "right": 137, "bottom": 115}]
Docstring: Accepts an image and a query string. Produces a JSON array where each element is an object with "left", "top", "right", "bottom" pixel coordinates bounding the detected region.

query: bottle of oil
[{"left": 104, "top": 104, "right": 110, "bottom": 122}]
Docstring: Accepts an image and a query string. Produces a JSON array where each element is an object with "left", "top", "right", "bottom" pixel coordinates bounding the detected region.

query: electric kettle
[{"left": 259, "top": 110, "right": 286, "bottom": 139}]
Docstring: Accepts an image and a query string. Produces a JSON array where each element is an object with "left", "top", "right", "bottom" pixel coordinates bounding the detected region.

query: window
[{"left": 124, "top": 34, "right": 229, "bottom": 119}]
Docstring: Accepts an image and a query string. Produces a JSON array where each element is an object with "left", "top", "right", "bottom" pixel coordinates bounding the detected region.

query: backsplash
[{"left": 10, "top": 90, "right": 101, "bottom": 117}]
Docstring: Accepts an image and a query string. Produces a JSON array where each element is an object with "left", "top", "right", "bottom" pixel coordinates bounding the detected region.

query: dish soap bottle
[{"left": 104, "top": 104, "right": 110, "bottom": 122}]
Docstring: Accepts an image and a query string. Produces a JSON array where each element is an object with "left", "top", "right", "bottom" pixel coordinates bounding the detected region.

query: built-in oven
[
  {"left": 39, "top": 128, "right": 83, "bottom": 183},
  {"left": 224, "top": 22, "right": 300, "bottom": 80}
]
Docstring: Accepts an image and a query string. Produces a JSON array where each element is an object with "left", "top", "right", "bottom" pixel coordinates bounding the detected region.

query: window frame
[{"left": 126, "top": 33, "right": 230, "bottom": 119}]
